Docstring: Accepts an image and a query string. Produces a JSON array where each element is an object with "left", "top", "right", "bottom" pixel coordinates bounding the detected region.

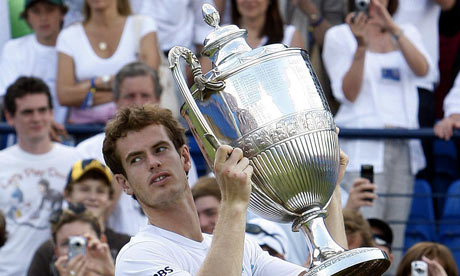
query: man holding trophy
[
  {"left": 104, "top": 4, "right": 390, "bottom": 276},
  {"left": 103, "top": 104, "right": 345, "bottom": 276}
]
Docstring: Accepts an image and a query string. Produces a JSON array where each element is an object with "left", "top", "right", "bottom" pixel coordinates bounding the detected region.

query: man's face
[
  {"left": 116, "top": 75, "right": 159, "bottom": 109},
  {"left": 195, "top": 195, "right": 220, "bottom": 234},
  {"left": 114, "top": 124, "right": 191, "bottom": 209},
  {"left": 26, "top": 2, "right": 64, "bottom": 42},
  {"left": 66, "top": 178, "right": 111, "bottom": 219},
  {"left": 5, "top": 94, "right": 53, "bottom": 143},
  {"left": 54, "top": 221, "right": 97, "bottom": 258}
]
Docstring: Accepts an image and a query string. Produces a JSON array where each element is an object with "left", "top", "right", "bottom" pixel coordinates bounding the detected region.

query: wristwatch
[{"left": 101, "top": 75, "right": 111, "bottom": 89}]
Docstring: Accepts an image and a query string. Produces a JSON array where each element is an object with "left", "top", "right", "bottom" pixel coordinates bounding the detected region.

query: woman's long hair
[
  {"left": 231, "top": 0, "right": 284, "bottom": 45},
  {"left": 396, "top": 242, "right": 458, "bottom": 276},
  {"left": 84, "top": 0, "right": 132, "bottom": 21}
]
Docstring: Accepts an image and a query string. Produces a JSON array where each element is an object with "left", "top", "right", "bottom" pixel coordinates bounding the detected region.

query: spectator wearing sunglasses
[
  {"left": 245, "top": 217, "right": 289, "bottom": 260},
  {"left": 368, "top": 218, "right": 394, "bottom": 264},
  {"left": 27, "top": 159, "right": 130, "bottom": 276}
]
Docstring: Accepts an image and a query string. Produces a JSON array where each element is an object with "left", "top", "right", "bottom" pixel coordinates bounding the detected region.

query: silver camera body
[
  {"left": 411, "top": 261, "right": 428, "bottom": 276},
  {"left": 355, "top": 0, "right": 370, "bottom": 13},
  {"left": 68, "top": 236, "right": 86, "bottom": 260}
]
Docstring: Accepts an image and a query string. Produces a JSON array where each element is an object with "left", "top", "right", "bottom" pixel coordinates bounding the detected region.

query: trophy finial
[{"left": 202, "top": 3, "right": 220, "bottom": 29}]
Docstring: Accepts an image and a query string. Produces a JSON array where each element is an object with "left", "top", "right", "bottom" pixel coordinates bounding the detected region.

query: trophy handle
[{"left": 168, "top": 46, "right": 225, "bottom": 150}]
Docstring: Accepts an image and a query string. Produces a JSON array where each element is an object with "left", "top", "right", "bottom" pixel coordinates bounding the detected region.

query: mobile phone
[
  {"left": 411, "top": 260, "right": 428, "bottom": 276},
  {"left": 68, "top": 236, "right": 86, "bottom": 260},
  {"left": 360, "top": 164, "right": 374, "bottom": 202}
]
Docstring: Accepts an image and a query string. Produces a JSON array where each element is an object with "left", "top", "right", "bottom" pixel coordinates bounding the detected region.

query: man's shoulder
[
  {"left": 2, "top": 34, "right": 34, "bottom": 51},
  {"left": 76, "top": 133, "right": 105, "bottom": 161}
]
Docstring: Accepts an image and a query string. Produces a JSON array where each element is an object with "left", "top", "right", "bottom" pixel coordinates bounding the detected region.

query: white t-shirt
[
  {"left": 76, "top": 133, "right": 199, "bottom": 236},
  {"left": 0, "top": 143, "right": 80, "bottom": 276},
  {"left": 257, "top": 25, "right": 297, "bottom": 48},
  {"left": 0, "top": 1, "right": 10, "bottom": 53},
  {"left": 0, "top": 34, "right": 68, "bottom": 124},
  {"left": 323, "top": 23, "right": 429, "bottom": 174},
  {"left": 56, "top": 15, "right": 157, "bottom": 124},
  {"left": 394, "top": 0, "right": 441, "bottom": 88},
  {"left": 115, "top": 224, "right": 306, "bottom": 276},
  {"left": 444, "top": 72, "right": 460, "bottom": 117},
  {"left": 139, "top": 0, "right": 214, "bottom": 51}
]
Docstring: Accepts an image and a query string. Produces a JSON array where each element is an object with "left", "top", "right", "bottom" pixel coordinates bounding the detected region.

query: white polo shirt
[{"left": 115, "top": 224, "right": 306, "bottom": 276}]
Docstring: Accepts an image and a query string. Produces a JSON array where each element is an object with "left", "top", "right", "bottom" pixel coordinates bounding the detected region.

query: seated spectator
[
  {"left": 323, "top": 0, "right": 431, "bottom": 260},
  {"left": 230, "top": 0, "right": 304, "bottom": 48},
  {"left": 27, "top": 158, "right": 130, "bottom": 276},
  {"left": 192, "top": 176, "right": 221, "bottom": 234},
  {"left": 368, "top": 218, "right": 394, "bottom": 264},
  {"left": 56, "top": 0, "right": 161, "bottom": 124},
  {"left": 396, "top": 242, "right": 459, "bottom": 276},
  {"left": 343, "top": 209, "right": 374, "bottom": 249},
  {"left": 245, "top": 217, "right": 289, "bottom": 260},
  {"left": 76, "top": 62, "right": 198, "bottom": 236},
  {"left": 434, "top": 71, "right": 460, "bottom": 140},
  {"left": 0, "top": 0, "right": 68, "bottom": 124},
  {"left": 0, "top": 211, "right": 6, "bottom": 248},
  {"left": 0, "top": 77, "right": 80, "bottom": 275},
  {"left": 53, "top": 208, "right": 115, "bottom": 276}
]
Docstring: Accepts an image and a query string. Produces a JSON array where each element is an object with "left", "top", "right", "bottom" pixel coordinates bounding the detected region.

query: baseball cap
[
  {"left": 245, "top": 218, "right": 289, "bottom": 256},
  {"left": 67, "top": 159, "right": 112, "bottom": 186},
  {"left": 368, "top": 218, "right": 393, "bottom": 250},
  {"left": 25, "top": 0, "right": 64, "bottom": 8}
]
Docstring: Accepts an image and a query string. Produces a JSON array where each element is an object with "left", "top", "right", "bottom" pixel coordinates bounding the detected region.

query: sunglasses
[
  {"left": 49, "top": 203, "right": 86, "bottom": 224},
  {"left": 245, "top": 223, "right": 286, "bottom": 255}
]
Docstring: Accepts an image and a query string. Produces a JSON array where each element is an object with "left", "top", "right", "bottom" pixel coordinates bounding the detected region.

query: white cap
[{"left": 246, "top": 217, "right": 289, "bottom": 256}]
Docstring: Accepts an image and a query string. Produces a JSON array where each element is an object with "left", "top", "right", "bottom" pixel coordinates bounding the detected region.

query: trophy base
[{"left": 305, "top": 247, "right": 390, "bottom": 276}]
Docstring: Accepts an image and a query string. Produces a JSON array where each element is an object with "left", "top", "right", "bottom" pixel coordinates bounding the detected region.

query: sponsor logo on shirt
[{"left": 153, "top": 266, "right": 173, "bottom": 276}]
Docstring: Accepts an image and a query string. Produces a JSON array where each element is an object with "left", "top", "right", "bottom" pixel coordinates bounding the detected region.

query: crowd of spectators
[{"left": 0, "top": 0, "right": 459, "bottom": 275}]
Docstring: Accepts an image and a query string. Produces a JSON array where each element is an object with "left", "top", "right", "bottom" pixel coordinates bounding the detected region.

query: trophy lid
[{"left": 201, "top": 4, "right": 252, "bottom": 66}]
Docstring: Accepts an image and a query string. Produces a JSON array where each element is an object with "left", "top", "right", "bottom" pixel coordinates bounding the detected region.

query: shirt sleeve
[
  {"left": 56, "top": 26, "right": 76, "bottom": 58},
  {"left": 444, "top": 72, "right": 460, "bottom": 117},
  {"left": 139, "top": 15, "right": 158, "bottom": 38},
  {"left": 322, "top": 25, "right": 355, "bottom": 105},
  {"left": 115, "top": 243, "right": 192, "bottom": 276},
  {"left": 191, "top": 0, "right": 214, "bottom": 46},
  {"left": 0, "top": 40, "right": 21, "bottom": 96}
]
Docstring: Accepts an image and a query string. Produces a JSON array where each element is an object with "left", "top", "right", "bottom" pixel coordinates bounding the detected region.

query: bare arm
[
  {"left": 295, "top": 0, "right": 333, "bottom": 47},
  {"left": 325, "top": 149, "right": 349, "bottom": 249},
  {"left": 197, "top": 146, "right": 253, "bottom": 276},
  {"left": 290, "top": 29, "right": 306, "bottom": 49},
  {"left": 371, "top": 0, "right": 429, "bottom": 76},
  {"left": 341, "top": 13, "right": 368, "bottom": 103},
  {"left": 388, "top": 25, "right": 429, "bottom": 76},
  {"left": 56, "top": 52, "right": 113, "bottom": 107},
  {"left": 433, "top": 0, "right": 456, "bottom": 10},
  {"left": 139, "top": 32, "right": 161, "bottom": 71}
]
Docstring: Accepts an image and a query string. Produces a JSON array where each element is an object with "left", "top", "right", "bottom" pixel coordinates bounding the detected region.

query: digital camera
[
  {"left": 411, "top": 261, "right": 428, "bottom": 276},
  {"left": 355, "top": 0, "right": 370, "bottom": 14},
  {"left": 68, "top": 236, "right": 86, "bottom": 260}
]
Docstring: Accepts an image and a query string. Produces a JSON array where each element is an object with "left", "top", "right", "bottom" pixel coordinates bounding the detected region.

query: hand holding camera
[{"left": 55, "top": 235, "right": 114, "bottom": 276}]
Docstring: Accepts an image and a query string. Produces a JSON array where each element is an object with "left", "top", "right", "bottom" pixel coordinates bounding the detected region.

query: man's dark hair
[
  {"left": 4, "top": 76, "right": 53, "bottom": 115},
  {"left": 103, "top": 104, "right": 186, "bottom": 177},
  {"left": 113, "top": 62, "right": 162, "bottom": 100}
]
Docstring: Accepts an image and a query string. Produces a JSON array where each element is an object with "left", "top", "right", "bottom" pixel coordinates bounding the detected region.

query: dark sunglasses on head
[
  {"left": 49, "top": 202, "right": 86, "bottom": 224},
  {"left": 245, "top": 223, "right": 286, "bottom": 255}
]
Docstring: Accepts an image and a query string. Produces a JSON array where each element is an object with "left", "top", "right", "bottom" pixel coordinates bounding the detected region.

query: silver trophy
[{"left": 169, "top": 4, "right": 390, "bottom": 275}]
